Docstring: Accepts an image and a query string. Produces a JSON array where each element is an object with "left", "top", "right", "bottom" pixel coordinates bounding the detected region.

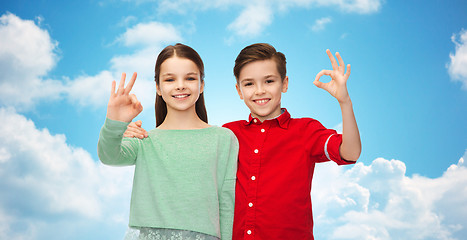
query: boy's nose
[{"left": 255, "top": 85, "right": 266, "bottom": 95}]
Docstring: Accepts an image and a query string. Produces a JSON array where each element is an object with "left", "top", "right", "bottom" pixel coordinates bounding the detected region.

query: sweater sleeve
[
  {"left": 218, "top": 130, "right": 239, "bottom": 240},
  {"left": 97, "top": 118, "right": 138, "bottom": 166}
]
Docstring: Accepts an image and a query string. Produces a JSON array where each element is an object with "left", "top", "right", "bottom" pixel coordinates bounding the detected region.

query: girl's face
[{"left": 157, "top": 56, "right": 204, "bottom": 113}]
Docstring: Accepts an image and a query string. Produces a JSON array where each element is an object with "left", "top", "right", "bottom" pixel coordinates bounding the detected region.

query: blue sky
[{"left": 0, "top": 0, "right": 466, "bottom": 239}]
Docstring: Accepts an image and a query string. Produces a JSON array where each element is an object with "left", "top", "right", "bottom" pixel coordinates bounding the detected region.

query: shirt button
[
  {"left": 248, "top": 202, "right": 253, "bottom": 207},
  {"left": 261, "top": 128, "right": 265, "bottom": 132},
  {"left": 247, "top": 230, "right": 252, "bottom": 235},
  {"left": 254, "top": 149, "right": 259, "bottom": 154},
  {"left": 253, "top": 119, "right": 257, "bottom": 123},
  {"left": 251, "top": 176, "right": 256, "bottom": 180}
]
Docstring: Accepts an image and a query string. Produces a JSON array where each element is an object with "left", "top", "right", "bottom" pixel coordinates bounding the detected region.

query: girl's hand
[
  {"left": 314, "top": 49, "right": 351, "bottom": 104},
  {"left": 124, "top": 120, "right": 148, "bottom": 139},
  {"left": 106, "top": 72, "right": 143, "bottom": 122}
]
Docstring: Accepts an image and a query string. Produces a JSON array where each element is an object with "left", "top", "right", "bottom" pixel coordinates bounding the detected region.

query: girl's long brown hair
[{"left": 154, "top": 43, "right": 208, "bottom": 127}]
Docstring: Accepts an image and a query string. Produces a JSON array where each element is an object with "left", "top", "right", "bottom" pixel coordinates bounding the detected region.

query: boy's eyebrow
[{"left": 240, "top": 74, "right": 279, "bottom": 82}]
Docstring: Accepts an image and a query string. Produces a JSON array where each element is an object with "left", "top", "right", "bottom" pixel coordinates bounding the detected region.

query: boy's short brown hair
[{"left": 233, "top": 43, "right": 287, "bottom": 82}]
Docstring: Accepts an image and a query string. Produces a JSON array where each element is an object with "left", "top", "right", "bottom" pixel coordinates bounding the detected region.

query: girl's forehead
[{"left": 160, "top": 57, "right": 199, "bottom": 74}]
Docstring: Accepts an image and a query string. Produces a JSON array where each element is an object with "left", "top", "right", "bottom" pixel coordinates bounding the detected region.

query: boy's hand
[
  {"left": 314, "top": 49, "right": 351, "bottom": 104},
  {"left": 124, "top": 120, "right": 148, "bottom": 139},
  {"left": 106, "top": 72, "right": 143, "bottom": 122}
]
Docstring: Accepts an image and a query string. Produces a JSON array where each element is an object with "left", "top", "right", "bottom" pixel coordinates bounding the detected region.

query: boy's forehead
[{"left": 239, "top": 59, "right": 280, "bottom": 79}]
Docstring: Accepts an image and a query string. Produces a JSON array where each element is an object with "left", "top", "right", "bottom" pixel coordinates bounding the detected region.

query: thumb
[
  {"left": 313, "top": 79, "right": 325, "bottom": 89},
  {"left": 135, "top": 120, "right": 142, "bottom": 127}
]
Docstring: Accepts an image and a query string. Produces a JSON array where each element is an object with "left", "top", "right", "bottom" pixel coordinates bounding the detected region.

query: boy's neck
[{"left": 251, "top": 108, "right": 285, "bottom": 123}]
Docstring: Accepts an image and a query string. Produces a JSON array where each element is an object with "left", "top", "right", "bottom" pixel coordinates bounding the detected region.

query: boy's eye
[
  {"left": 187, "top": 77, "right": 196, "bottom": 81},
  {"left": 266, "top": 79, "right": 274, "bottom": 83},
  {"left": 243, "top": 82, "right": 253, "bottom": 87},
  {"left": 165, "top": 78, "right": 174, "bottom": 82}
]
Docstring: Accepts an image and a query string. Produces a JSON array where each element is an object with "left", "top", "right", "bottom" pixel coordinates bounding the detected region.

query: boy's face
[{"left": 236, "top": 59, "right": 288, "bottom": 122}]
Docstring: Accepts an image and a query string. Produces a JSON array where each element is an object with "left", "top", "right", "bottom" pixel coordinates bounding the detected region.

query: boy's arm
[{"left": 314, "top": 49, "right": 361, "bottom": 161}]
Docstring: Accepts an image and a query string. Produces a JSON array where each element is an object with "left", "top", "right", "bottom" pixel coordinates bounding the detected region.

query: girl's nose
[{"left": 175, "top": 79, "right": 186, "bottom": 90}]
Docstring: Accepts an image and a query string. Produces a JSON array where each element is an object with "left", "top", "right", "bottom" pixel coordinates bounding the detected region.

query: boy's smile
[{"left": 236, "top": 59, "right": 288, "bottom": 122}]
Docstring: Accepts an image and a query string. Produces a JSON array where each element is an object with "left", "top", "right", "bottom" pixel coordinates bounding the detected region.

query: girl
[{"left": 98, "top": 43, "right": 238, "bottom": 240}]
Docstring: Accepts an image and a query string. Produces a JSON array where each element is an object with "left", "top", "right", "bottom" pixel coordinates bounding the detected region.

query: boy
[{"left": 125, "top": 43, "right": 361, "bottom": 239}]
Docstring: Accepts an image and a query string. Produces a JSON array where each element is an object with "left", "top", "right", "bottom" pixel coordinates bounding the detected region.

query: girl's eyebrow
[{"left": 161, "top": 73, "right": 174, "bottom": 77}]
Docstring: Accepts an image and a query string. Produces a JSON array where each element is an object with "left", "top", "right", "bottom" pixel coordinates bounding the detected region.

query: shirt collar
[{"left": 244, "top": 108, "right": 291, "bottom": 129}]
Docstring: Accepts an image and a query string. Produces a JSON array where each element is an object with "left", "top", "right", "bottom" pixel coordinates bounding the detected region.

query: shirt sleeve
[
  {"left": 97, "top": 118, "right": 139, "bottom": 166},
  {"left": 305, "top": 119, "right": 354, "bottom": 165},
  {"left": 218, "top": 130, "right": 239, "bottom": 240}
]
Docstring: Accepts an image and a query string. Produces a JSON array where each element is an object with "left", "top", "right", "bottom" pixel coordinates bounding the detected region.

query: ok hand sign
[
  {"left": 106, "top": 72, "right": 143, "bottom": 122},
  {"left": 314, "top": 49, "right": 351, "bottom": 104}
]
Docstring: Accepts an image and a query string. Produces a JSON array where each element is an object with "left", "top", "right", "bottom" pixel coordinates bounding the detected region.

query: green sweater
[{"left": 97, "top": 118, "right": 238, "bottom": 239}]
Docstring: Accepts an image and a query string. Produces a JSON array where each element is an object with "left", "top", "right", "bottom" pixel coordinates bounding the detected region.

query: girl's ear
[
  {"left": 156, "top": 83, "right": 162, "bottom": 96},
  {"left": 200, "top": 80, "right": 205, "bottom": 94}
]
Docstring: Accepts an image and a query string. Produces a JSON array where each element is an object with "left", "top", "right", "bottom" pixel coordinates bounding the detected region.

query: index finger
[
  {"left": 336, "top": 52, "right": 345, "bottom": 70},
  {"left": 326, "top": 49, "right": 338, "bottom": 70},
  {"left": 124, "top": 72, "right": 138, "bottom": 95}
]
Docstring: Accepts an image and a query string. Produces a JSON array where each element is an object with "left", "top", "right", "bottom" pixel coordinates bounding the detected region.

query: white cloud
[
  {"left": 227, "top": 2, "right": 273, "bottom": 37},
  {"left": 311, "top": 17, "right": 332, "bottom": 32},
  {"left": 0, "top": 13, "right": 180, "bottom": 111},
  {"left": 447, "top": 29, "right": 467, "bottom": 90},
  {"left": 153, "top": 0, "right": 382, "bottom": 38},
  {"left": 1, "top": 104, "right": 466, "bottom": 239},
  {"left": 0, "top": 12, "right": 63, "bottom": 110},
  {"left": 312, "top": 151, "right": 467, "bottom": 240},
  {"left": 117, "top": 21, "right": 182, "bottom": 47},
  {"left": 0, "top": 107, "right": 133, "bottom": 239}
]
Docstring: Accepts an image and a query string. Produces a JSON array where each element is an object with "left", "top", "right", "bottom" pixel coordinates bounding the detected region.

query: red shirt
[{"left": 223, "top": 109, "right": 354, "bottom": 240}]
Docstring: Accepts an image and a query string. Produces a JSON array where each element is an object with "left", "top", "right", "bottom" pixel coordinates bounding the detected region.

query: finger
[
  {"left": 313, "top": 79, "right": 330, "bottom": 91},
  {"left": 129, "top": 94, "right": 141, "bottom": 107},
  {"left": 135, "top": 120, "right": 142, "bottom": 127},
  {"left": 117, "top": 73, "right": 126, "bottom": 95},
  {"left": 326, "top": 49, "right": 338, "bottom": 70},
  {"left": 126, "top": 124, "right": 147, "bottom": 138},
  {"left": 344, "top": 64, "right": 351, "bottom": 79},
  {"left": 124, "top": 72, "right": 137, "bottom": 95},
  {"left": 110, "top": 80, "right": 116, "bottom": 96},
  {"left": 336, "top": 52, "right": 345, "bottom": 71},
  {"left": 133, "top": 120, "right": 148, "bottom": 137},
  {"left": 315, "top": 69, "right": 332, "bottom": 82}
]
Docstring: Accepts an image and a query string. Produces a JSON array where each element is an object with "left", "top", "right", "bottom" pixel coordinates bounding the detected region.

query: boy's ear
[
  {"left": 282, "top": 76, "right": 289, "bottom": 93},
  {"left": 235, "top": 83, "right": 244, "bottom": 100}
]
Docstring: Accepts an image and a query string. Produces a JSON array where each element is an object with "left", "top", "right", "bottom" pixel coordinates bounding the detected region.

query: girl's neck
[{"left": 158, "top": 108, "right": 210, "bottom": 130}]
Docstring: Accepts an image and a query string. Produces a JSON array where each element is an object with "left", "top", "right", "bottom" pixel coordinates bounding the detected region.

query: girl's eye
[
  {"left": 165, "top": 78, "right": 174, "bottom": 82},
  {"left": 187, "top": 77, "right": 196, "bottom": 81},
  {"left": 243, "top": 82, "right": 253, "bottom": 87},
  {"left": 266, "top": 79, "right": 274, "bottom": 83}
]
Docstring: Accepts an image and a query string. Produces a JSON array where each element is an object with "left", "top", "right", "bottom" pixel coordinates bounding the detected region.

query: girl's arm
[
  {"left": 218, "top": 131, "right": 239, "bottom": 240},
  {"left": 314, "top": 50, "right": 361, "bottom": 161},
  {"left": 97, "top": 72, "right": 142, "bottom": 165},
  {"left": 98, "top": 118, "right": 138, "bottom": 166}
]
